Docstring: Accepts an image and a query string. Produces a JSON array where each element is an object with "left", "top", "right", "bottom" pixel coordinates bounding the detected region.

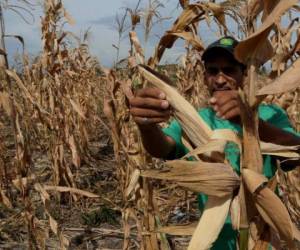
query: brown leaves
[
  {"left": 242, "top": 169, "right": 299, "bottom": 247},
  {"left": 235, "top": 0, "right": 297, "bottom": 65},
  {"left": 157, "top": 222, "right": 197, "bottom": 236},
  {"left": 257, "top": 57, "right": 300, "bottom": 95},
  {"left": 0, "top": 91, "right": 12, "bottom": 116},
  {"left": 142, "top": 160, "right": 240, "bottom": 197},
  {"left": 188, "top": 195, "right": 232, "bottom": 250},
  {"left": 149, "top": 3, "right": 207, "bottom": 65}
]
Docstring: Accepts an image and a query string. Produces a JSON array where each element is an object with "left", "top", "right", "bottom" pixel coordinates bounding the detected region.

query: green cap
[{"left": 202, "top": 36, "right": 239, "bottom": 62}]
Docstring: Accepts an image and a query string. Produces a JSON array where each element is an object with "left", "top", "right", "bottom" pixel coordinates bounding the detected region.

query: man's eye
[
  {"left": 223, "top": 67, "right": 237, "bottom": 75},
  {"left": 206, "top": 67, "right": 219, "bottom": 75}
]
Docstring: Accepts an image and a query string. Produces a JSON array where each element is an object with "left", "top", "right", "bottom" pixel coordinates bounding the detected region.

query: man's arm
[
  {"left": 129, "top": 87, "right": 176, "bottom": 159},
  {"left": 209, "top": 90, "right": 300, "bottom": 169},
  {"left": 258, "top": 120, "right": 300, "bottom": 146},
  {"left": 138, "top": 124, "right": 176, "bottom": 159},
  {"left": 259, "top": 120, "right": 300, "bottom": 170}
]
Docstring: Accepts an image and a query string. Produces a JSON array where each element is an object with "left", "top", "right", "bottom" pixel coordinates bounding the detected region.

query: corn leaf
[
  {"left": 257, "top": 57, "right": 300, "bottom": 95},
  {"left": 242, "top": 169, "right": 299, "bottom": 247},
  {"left": 141, "top": 160, "right": 240, "bottom": 197},
  {"left": 157, "top": 223, "right": 197, "bottom": 236},
  {"left": 235, "top": 0, "right": 297, "bottom": 64},
  {"left": 188, "top": 195, "right": 232, "bottom": 250}
]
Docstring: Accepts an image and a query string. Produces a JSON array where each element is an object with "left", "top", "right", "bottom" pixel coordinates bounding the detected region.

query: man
[{"left": 129, "top": 36, "right": 300, "bottom": 249}]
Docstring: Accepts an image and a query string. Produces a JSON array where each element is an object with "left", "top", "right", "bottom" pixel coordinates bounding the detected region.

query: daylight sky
[{"left": 5, "top": 0, "right": 232, "bottom": 67}]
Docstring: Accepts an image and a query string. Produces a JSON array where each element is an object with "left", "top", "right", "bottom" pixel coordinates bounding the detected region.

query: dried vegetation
[{"left": 0, "top": 0, "right": 299, "bottom": 250}]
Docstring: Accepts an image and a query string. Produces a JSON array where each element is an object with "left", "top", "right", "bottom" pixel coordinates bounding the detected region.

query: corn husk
[
  {"left": 141, "top": 160, "right": 240, "bottom": 197},
  {"left": 187, "top": 195, "right": 232, "bottom": 250},
  {"left": 242, "top": 169, "right": 300, "bottom": 248},
  {"left": 157, "top": 223, "right": 197, "bottom": 236}
]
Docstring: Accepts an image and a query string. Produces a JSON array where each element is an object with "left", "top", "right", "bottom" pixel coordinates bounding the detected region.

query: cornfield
[{"left": 0, "top": 0, "right": 299, "bottom": 249}]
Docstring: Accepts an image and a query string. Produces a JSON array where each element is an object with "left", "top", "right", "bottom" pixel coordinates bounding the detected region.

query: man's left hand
[{"left": 209, "top": 90, "right": 241, "bottom": 121}]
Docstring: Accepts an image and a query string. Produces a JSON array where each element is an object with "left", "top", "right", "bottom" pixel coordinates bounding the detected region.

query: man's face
[{"left": 204, "top": 53, "right": 244, "bottom": 94}]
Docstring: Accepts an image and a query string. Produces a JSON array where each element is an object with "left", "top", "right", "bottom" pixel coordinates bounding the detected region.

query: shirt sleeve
[{"left": 162, "top": 119, "right": 187, "bottom": 159}]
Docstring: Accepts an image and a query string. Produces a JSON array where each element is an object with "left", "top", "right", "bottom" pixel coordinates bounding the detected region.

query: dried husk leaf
[
  {"left": 157, "top": 222, "right": 197, "bottom": 236},
  {"left": 257, "top": 57, "right": 300, "bottom": 95},
  {"left": 43, "top": 185, "right": 99, "bottom": 198},
  {"left": 242, "top": 169, "right": 299, "bottom": 247},
  {"left": 242, "top": 169, "right": 268, "bottom": 194},
  {"left": 210, "top": 129, "right": 241, "bottom": 148},
  {"left": 151, "top": 4, "right": 205, "bottom": 64},
  {"left": 69, "top": 99, "right": 86, "bottom": 119},
  {"left": 262, "top": 0, "right": 280, "bottom": 21},
  {"left": 182, "top": 139, "right": 227, "bottom": 159},
  {"left": 125, "top": 169, "right": 140, "bottom": 197},
  {"left": 0, "top": 189, "right": 12, "bottom": 208},
  {"left": 141, "top": 160, "right": 240, "bottom": 197},
  {"left": 261, "top": 141, "right": 300, "bottom": 158},
  {"left": 187, "top": 195, "right": 232, "bottom": 250},
  {"left": 164, "top": 31, "right": 204, "bottom": 51},
  {"left": 230, "top": 194, "right": 241, "bottom": 230},
  {"left": 242, "top": 0, "right": 263, "bottom": 20},
  {"left": 6, "top": 70, "right": 50, "bottom": 116},
  {"left": 205, "top": 2, "right": 226, "bottom": 31},
  {"left": 0, "top": 91, "right": 12, "bottom": 116}
]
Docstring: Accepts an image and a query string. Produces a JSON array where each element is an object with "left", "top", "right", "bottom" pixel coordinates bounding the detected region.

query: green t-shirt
[{"left": 162, "top": 104, "right": 299, "bottom": 250}]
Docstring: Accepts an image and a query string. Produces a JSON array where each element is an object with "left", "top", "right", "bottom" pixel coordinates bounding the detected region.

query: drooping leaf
[
  {"left": 188, "top": 195, "right": 232, "bottom": 250},
  {"left": 257, "top": 57, "right": 300, "bottom": 95},
  {"left": 235, "top": 0, "right": 297, "bottom": 64},
  {"left": 242, "top": 169, "right": 299, "bottom": 247},
  {"left": 141, "top": 160, "right": 240, "bottom": 197}
]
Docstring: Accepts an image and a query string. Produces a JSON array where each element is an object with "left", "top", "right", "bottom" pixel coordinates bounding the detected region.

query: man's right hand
[{"left": 129, "top": 87, "right": 171, "bottom": 126}]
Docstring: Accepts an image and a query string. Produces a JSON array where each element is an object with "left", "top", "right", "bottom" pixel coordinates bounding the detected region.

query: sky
[
  {"left": 10, "top": 0, "right": 293, "bottom": 67},
  {"left": 5, "top": 0, "right": 227, "bottom": 67}
]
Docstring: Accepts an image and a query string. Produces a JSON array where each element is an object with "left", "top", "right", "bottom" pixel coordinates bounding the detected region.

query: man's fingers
[
  {"left": 210, "top": 91, "right": 238, "bottom": 106},
  {"left": 215, "top": 100, "right": 239, "bottom": 117},
  {"left": 133, "top": 116, "right": 169, "bottom": 125},
  {"left": 130, "top": 107, "right": 171, "bottom": 118},
  {"left": 221, "top": 107, "right": 240, "bottom": 120},
  {"left": 130, "top": 97, "right": 169, "bottom": 109},
  {"left": 136, "top": 87, "right": 166, "bottom": 99}
]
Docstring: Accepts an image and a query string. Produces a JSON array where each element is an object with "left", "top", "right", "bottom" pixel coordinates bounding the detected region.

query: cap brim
[{"left": 202, "top": 46, "right": 235, "bottom": 62}]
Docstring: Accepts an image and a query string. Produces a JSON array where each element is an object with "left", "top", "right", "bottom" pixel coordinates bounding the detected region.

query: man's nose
[{"left": 215, "top": 73, "right": 227, "bottom": 85}]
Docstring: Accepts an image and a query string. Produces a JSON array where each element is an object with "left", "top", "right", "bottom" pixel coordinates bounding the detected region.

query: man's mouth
[{"left": 212, "top": 87, "right": 232, "bottom": 92}]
